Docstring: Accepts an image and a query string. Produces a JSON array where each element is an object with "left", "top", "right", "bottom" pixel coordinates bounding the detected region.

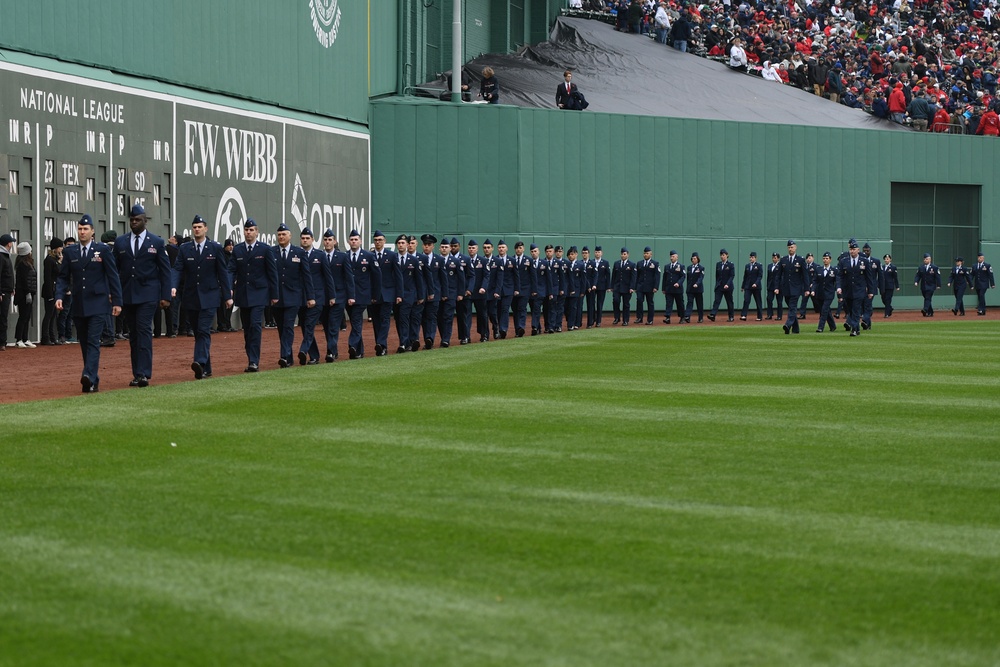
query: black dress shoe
[
  {"left": 684, "top": 317, "right": 691, "bottom": 323},
  {"left": 782, "top": 325, "right": 790, "bottom": 335},
  {"left": 622, "top": 321, "right": 629, "bottom": 326},
  {"left": 409, "top": 341, "right": 420, "bottom": 352},
  {"left": 480, "top": 335, "right": 488, "bottom": 342},
  {"left": 756, "top": 317, "right": 762, "bottom": 321},
  {"left": 203, "top": 371, "right": 212, "bottom": 378},
  {"left": 740, "top": 316, "right": 747, "bottom": 321},
  {"left": 765, "top": 316, "right": 773, "bottom": 320},
  {"left": 697, "top": 318, "right": 703, "bottom": 323},
  {"left": 374, "top": 343, "right": 384, "bottom": 356},
  {"left": 396, "top": 346, "right": 407, "bottom": 354},
  {"left": 460, "top": 338, "right": 470, "bottom": 345},
  {"left": 515, "top": 328, "right": 525, "bottom": 337},
  {"left": 348, "top": 346, "right": 359, "bottom": 360},
  {"left": 191, "top": 361, "right": 205, "bottom": 379},
  {"left": 850, "top": 330, "right": 859, "bottom": 336},
  {"left": 425, "top": 337, "right": 434, "bottom": 349},
  {"left": 816, "top": 328, "right": 823, "bottom": 333},
  {"left": 298, "top": 351, "right": 308, "bottom": 366},
  {"left": 707, "top": 314, "right": 716, "bottom": 321},
  {"left": 843, "top": 323, "right": 851, "bottom": 331},
  {"left": 594, "top": 323, "right": 601, "bottom": 327},
  {"left": 306, "top": 359, "right": 319, "bottom": 365},
  {"left": 278, "top": 358, "right": 289, "bottom": 368},
  {"left": 727, "top": 317, "right": 734, "bottom": 322},
  {"left": 861, "top": 321, "right": 870, "bottom": 330},
  {"left": 612, "top": 319, "right": 620, "bottom": 325},
  {"left": 378, "top": 348, "right": 387, "bottom": 356},
  {"left": 129, "top": 377, "right": 140, "bottom": 387},
  {"left": 244, "top": 364, "right": 259, "bottom": 373},
  {"left": 325, "top": 353, "right": 335, "bottom": 363},
  {"left": 137, "top": 377, "right": 149, "bottom": 388},
  {"left": 499, "top": 331, "right": 507, "bottom": 339},
  {"left": 441, "top": 341, "right": 449, "bottom": 348}
]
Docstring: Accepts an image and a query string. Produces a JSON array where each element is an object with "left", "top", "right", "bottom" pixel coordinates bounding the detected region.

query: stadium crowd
[
  {"left": 582, "top": 0, "right": 1000, "bottom": 133},
  {"left": 1, "top": 215, "right": 995, "bottom": 389}
]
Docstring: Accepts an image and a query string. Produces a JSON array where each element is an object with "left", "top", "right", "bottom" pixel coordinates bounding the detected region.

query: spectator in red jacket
[
  {"left": 932, "top": 106, "right": 953, "bottom": 132},
  {"left": 976, "top": 107, "right": 1000, "bottom": 135},
  {"left": 888, "top": 82, "right": 908, "bottom": 124}
]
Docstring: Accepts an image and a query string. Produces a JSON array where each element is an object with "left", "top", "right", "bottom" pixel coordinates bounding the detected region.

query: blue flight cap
[
  {"left": 669, "top": 249, "right": 678, "bottom": 255},
  {"left": 349, "top": 229, "right": 361, "bottom": 237},
  {"left": 483, "top": 238, "right": 492, "bottom": 245},
  {"left": 468, "top": 238, "right": 477, "bottom": 246},
  {"left": 955, "top": 256, "right": 964, "bottom": 262},
  {"left": 594, "top": 246, "right": 602, "bottom": 251},
  {"left": 787, "top": 239, "right": 796, "bottom": 246},
  {"left": 497, "top": 239, "right": 506, "bottom": 246},
  {"left": 582, "top": 246, "right": 589, "bottom": 252},
  {"left": 373, "top": 229, "right": 385, "bottom": 238},
  {"left": 530, "top": 243, "right": 538, "bottom": 250},
  {"left": 277, "top": 223, "right": 290, "bottom": 233},
  {"left": 923, "top": 252, "right": 932, "bottom": 258},
  {"left": 750, "top": 251, "right": 757, "bottom": 257},
  {"left": 823, "top": 251, "right": 831, "bottom": 258},
  {"left": 720, "top": 248, "right": 728, "bottom": 255},
  {"left": 691, "top": 252, "right": 700, "bottom": 260},
  {"left": 621, "top": 247, "right": 628, "bottom": 254},
  {"left": 569, "top": 246, "right": 578, "bottom": 253},
  {"left": 323, "top": 229, "right": 335, "bottom": 238},
  {"left": 848, "top": 240, "right": 859, "bottom": 249},
  {"left": 644, "top": 246, "right": 652, "bottom": 252},
  {"left": 244, "top": 219, "right": 257, "bottom": 229},
  {"left": 79, "top": 214, "right": 94, "bottom": 227},
  {"left": 450, "top": 237, "right": 459, "bottom": 245},
  {"left": 300, "top": 227, "right": 314, "bottom": 237},
  {"left": 862, "top": 242, "right": 872, "bottom": 249},
  {"left": 192, "top": 215, "right": 205, "bottom": 225},
  {"left": 130, "top": 203, "right": 145, "bottom": 217}
]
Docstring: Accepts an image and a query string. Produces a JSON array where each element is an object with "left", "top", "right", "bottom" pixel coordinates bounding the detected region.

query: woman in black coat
[
  {"left": 13, "top": 243, "right": 37, "bottom": 348},
  {"left": 40, "top": 238, "right": 63, "bottom": 345}
]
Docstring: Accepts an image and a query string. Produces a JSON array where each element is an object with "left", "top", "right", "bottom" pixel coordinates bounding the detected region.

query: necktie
[
  {"left": 81, "top": 244, "right": 88, "bottom": 259},
  {"left": 134, "top": 235, "right": 140, "bottom": 256},
  {"left": 283, "top": 248, "right": 287, "bottom": 261},
  {"left": 378, "top": 252, "right": 382, "bottom": 261},
  {"left": 198, "top": 243, "right": 203, "bottom": 256},
  {"left": 353, "top": 252, "right": 358, "bottom": 263}
]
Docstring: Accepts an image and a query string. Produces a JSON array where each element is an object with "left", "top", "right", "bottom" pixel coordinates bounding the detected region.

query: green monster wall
[{"left": 370, "top": 97, "right": 1000, "bottom": 309}]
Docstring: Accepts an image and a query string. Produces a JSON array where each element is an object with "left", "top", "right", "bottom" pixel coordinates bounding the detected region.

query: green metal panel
[
  {"left": 465, "top": 0, "right": 493, "bottom": 58},
  {"left": 0, "top": 0, "right": 369, "bottom": 123},
  {"left": 370, "top": 0, "right": 399, "bottom": 96}
]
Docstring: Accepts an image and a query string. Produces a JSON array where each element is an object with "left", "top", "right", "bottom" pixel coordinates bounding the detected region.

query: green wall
[
  {"left": 0, "top": 0, "right": 370, "bottom": 123},
  {"left": 370, "top": 98, "right": 1000, "bottom": 309}
]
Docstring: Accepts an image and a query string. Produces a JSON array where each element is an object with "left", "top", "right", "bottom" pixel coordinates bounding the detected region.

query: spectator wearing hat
[
  {"left": 13, "top": 242, "right": 37, "bottom": 348},
  {"left": 914, "top": 252, "right": 941, "bottom": 316},
  {"left": 814, "top": 252, "right": 838, "bottom": 333},
  {"left": 112, "top": 204, "right": 172, "bottom": 387},
  {"left": 172, "top": 215, "right": 231, "bottom": 379},
  {"left": 835, "top": 240, "right": 875, "bottom": 337},
  {"left": 634, "top": 246, "right": 659, "bottom": 325},
  {"left": 827, "top": 63, "right": 845, "bottom": 103},
  {"left": 40, "top": 238, "right": 64, "bottom": 345},
  {"left": 488, "top": 240, "right": 519, "bottom": 338},
  {"left": 729, "top": 38, "right": 749, "bottom": 70},
  {"left": 889, "top": 81, "right": 908, "bottom": 123},
  {"left": 976, "top": 104, "right": 1000, "bottom": 135},
  {"left": 0, "top": 233, "right": 17, "bottom": 351},
  {"left": 661, "top": 250, "right": 685, "bottom": 324},
  {"left": 708, "top": 248, "right": 736, "bottom": 322},
  {"left": 56, "top": 215, "right": 123, "bottom": 392},
  {"left": 765, "top": 252, "right": 783, "bottom": 320},
  {"left": 971, "top": 252, "right": 995, "bottom": 315},
  {"left": 881, "top": 254, "right": 900, "bottom": 317},
  {"left": 297, "top": 228, "right": 335, "bottom": 364},
  {"left": 740, "top": 252, "right": 763, "bottom": 321},
  {"left": 670, "top": 10, "right": 692, "bottom": 52},
  {"left": 512, "top": 241, "right": 534, "bottom": 337},
  {"left": 230, "top": 219, "right": 278, "bottom": 372},
  {"left": 611, "top": 247, "right": 636, "bottom": 325},
  {"left": 272, "top": 223, "right": 315, "bottom": 367},
  {"left": 947, "top": 257, "right": 973, "bottom": 316},
  {"left": 809, "top": 57, "right": 830, "bottom": 97},
  {"left": 776, "top": 240, "right": 809, "bottom": 334},
  {"left": 683, "top": 253, "right": 706, "bottom": 323},
  {"left": 654, "top": 2, "right": 671, "bottom": 44}
]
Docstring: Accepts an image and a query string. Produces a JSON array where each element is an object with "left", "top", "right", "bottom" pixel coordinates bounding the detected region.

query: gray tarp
[{"left": 451, "top": 16, "right": 903, "bottom": 131}]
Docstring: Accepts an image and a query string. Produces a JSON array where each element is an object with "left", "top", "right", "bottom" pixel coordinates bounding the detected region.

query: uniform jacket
[
  {"left": 593, "top": 258, "right": 611, "bottom": 291},
  {"left": 56, "top": 241, "right": 123, "bottom": 317},
  {"left": 914, "top": 263, "right": 942, "bottom": 292},
  {"left": 488, "top": 255, "right": 520, "bottom": 297},
  {"left": 881, "top": 263, "right": 899, "bottom": 291},
  {"left": 662, "top": 261, "right": 685, "bottom": 293},
  {"left": 864, "top": 255, "right": 883, "bottom": 292},
  {"left": 272, "top": 244, "right": 315, "bottom": 308},
  {"left": 326, "top": 249, "right": 356, "bottom": 304},
  {"left": 612, "top": 259, "right": 637, "bottom": 294},
  {"left": 835, "top": 255, "right": 876, "bottom": 298},
  {"left": 741, "top": 261, "right": 763, "bottom": 291},
  {"left": 551, "top": 257, "right": 567, "bottom": 295},
  {"left": 172, "top": 240, "right": 231, "bottom": 311},
  {"left": 714, "top": 260, "right": 735, "bottom": 291},
  {"left": 421, "top": 252, "right": 446, "bottom": 300},
  {"left": 766, "top": 261, "right": 782, "bottom": 293},
  {"left": 399, "top": 253, "right": 426, "bottom": 304},
  {"left": 374, "top": 248, "right": 403, "bottom": 303},
  {"left": 349, "top": 249, "right": 381, "bottom": 304},
  {"left": 304, "top": 247, "right": 337, "bottom": 303},
  {"left": 971, "top": 261, "right": 995, "bottom": 289},
  {"left": 635, "top": 258, "right": 660, "bottom": 292},
  {"left": 814, "top": 264, "right": 838, "bottom": 298},
  {"left": 777, "top": 254, "right": 810, "bottom": 296},
  {"left": 230, "top": 241, "right": 278, "bottom": 308},
  {"left": 468, "top": 253, "right": 490, "bottom": 297},
  {"left": 532, "top": 257, "right": 554, "bottom": 298},
  {"left": 513, "top": 253, "right": 536, "bottom": 296},
  {"left": 567, "top": 259, "right": 586, "bottom": 296},
  {"left": 113, "top": 232, "right": 172, "bottom": 305},
  {"left": 441, "top": 253, "right": 467, "bottom": 300},
  {"left": 949, "top": 266, "right": 973, "bottom": 291},
  {"left": 686, "top": 263, "right": 705, "bottom": 294}
]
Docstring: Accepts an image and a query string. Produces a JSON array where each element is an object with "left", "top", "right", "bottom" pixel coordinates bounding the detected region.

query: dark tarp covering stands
[{"left": 445, "top": 16, "right": 903, "bottom": 131}]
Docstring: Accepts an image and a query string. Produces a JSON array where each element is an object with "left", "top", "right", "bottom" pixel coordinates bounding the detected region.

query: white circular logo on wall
[
  {"left": 215, "top": 187, "right": 249, "bottom": 245},
  {"left": 310, "top": 0, "right": 342, "bottom": 49}
]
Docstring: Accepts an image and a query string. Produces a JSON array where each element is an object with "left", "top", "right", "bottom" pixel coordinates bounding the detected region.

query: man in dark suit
[
  {"left": 113, "top": 203, "right": 171, "bottom": 387},
  {"left": 661, "top": 250, "right": 685, "bottom": 324},
  {"left": 836, "top": 240, "right": 876, "bottom": 336},
  {"left": 230, "top": 218, "right": 278, "bottom": 372},
  {"left": 372, "top": 229, "right": 402, "bottom": 355},
  {"left": 488, "top": 240, "right": 520, "bottom": 338},
  {"left": 346, "top": 229, "right": 380, "bottom": 359},
  {"left": 611, "top": 247, "right": 636, "bottom": 325},
  {"left": 765, "top": 252, "right": 783, "bottom": 320},
  {"left": 297, "top": 228, "right": 335, "bottom": 365},
  {"left": 556, "top": 70, "right": 588, "bottom": 110},
  {"left": 634, "top": 246, "right": 659, "bottom": 325},
  {"left": 172, "top": 216, "right": 232, "bottom": 379},
  {"left": 740, "top": 251, "right": 763, "bottom": 321},
  {"left": 319, "top": 230, "right": 355, "bottom": 361},
  {"left": 272, "top": 223, "right": 315, "bottom": 367},
  {"left": 55, "top": 215, "right": 123, "bottom": 392},
  {"left": 512, "top": 241, "right": 534, "bottom": 337},
  {"left": 971, "top": 251, "right": 995, "bottom": 315},
  {"left": 394, "top": 234, "right": 425, "bottom": 352},
  {"left": 914, "top": 252, "right": 941, "bottom": 316},
  {"left": 708, "top": 248, "right": 736, "bottom": 322},
  {"left": 438, "top": 238, "right": 466, "bottom": 347},
  {"left": 776, "top": 240, "right": 810, "bottom": 334}
]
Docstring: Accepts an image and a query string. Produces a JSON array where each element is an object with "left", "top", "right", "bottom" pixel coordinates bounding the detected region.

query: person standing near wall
[
  {"left": 684, "top": 252, "right": 705, "bottom": 323},
  {"left": 765, "top": 252, "right": 783, "bottom": 321},
  {"left": 612, "top": 247, "right": 636, "bottom": 325},
  {"left": 914, "top": 252, "right": 941, "bottom": 316},
  {"left": 662, "top": 250, "right": 685, "bottom": 324},
  {"left": 740, "top": 251, "right": 762, "bottom": 321},
  {"left": 947, "top": 256, "right": 973, "bottom": 316},
  {"left": 971, "top": 252, "right": 995, "bottom": 315},
  {"left": 708, "top": 248, "right": 735, "bottom": 322},
  {"left": 480, "top": 67, "right": 500, "bottom": 104},
  {"left": 777, "top": 240, "right": 809, "bottom": 335},
  {"left": 880, "top": 254, "right": 899, "bottom": 317},
  {"left": 40, "top": 238, "right": 63, "bottom": 345},
  {"left": 13, "top": 243, "right": 36, "bottom": 348}
]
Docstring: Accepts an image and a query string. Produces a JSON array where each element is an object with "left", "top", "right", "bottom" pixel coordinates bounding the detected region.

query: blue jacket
[
  {"left": 326, "top": 249, "right": 356, "bottom": 304},
  {"left": 914, "top": 263, "right": 942, "bottom": 292},
  {"left": 741, "top": 262, "right": 763, "bottom": 291},
  {"left": 441, "top": 253, "right": 467, "bottom": 300},
  {"left": 304, "top": 247, "right": 336, "bottom": 304},
  {"left": 593, "top": 258, "right": 611, "bottom": 291},
  {"left": 468, "top": 253, "right": 490, "bottom": 297},
  {"left": 881, "top": 263, "right": 899, "bottom": 291},
  {"left": 715, "top": 260, "right": 736, "bottom": 291},
  {"left": 971, "top": 261, "right": 995, "bottom": 290},
  {"left": 113, "top": 232, "right": 171, "bottom": 305},
  {"left": 777, "top": 254, "right": 810, "bottom": 297},
  {"left": 56, "top": 241, "right": 123, "bottom": 317},
  {"left": 532, "top": 257, "right": 554, "bottom": 298},
  {"left": 230, "top": 241, "right": 278, "bottom": 308},
  {"left": 836, "top": 255, "right": 877, "bottom": 298},
  {"left": 662, "top": 261, "right": 685, "bottom": 293},
  {"left": 349, "top": 249, "right": 381, "bottom": 305},
  {"left": 635, "top": 259, "right": 660, "bottom": 293},
  {"left": 375, "top": 249, "right": 403, "bottom": 303},
  {"left": 420, "top": 252, "right": 446, "bottom": 300},
  {"left": 172, "top": 240, "right": 231, "bottom": 310},
  {"left": 488, "top": 255, "right": 521, "bottom": 297},
  {"left": 514, "top": 254, "right": 536, "bottom": 296},
  {"left": 612, "top": 259, "right": 636, "bottom": 294},
  {"left": 686, "top": 263, "right": 705, "bottom": 294},
  {"left": 273, "top": 244, "right": 316, "bottom": 307},
  {"left": 399, "top": 253, "right": 426, "bottom": 304}
]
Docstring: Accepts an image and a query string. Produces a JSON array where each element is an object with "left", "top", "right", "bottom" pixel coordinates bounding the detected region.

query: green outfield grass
[{"left": 2, "top": 321, "right": 1000, "bottom": 666}]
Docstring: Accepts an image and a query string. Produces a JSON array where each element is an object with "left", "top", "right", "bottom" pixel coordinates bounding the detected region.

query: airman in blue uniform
[
  {"left": 765, "top": 252, "right": 783, "bottom": 320},
  {"left": 708, "top": 248, "right": 735, "bottom": 322},
  {"left": 438, "top": 237, "right": 466, "bottom": 347},
  {"left": 297, "top": 228, "right": 335, "bottom": 364},
  {"left": 488, "top": 240, "right": 521, "bottom": 338},
  {"left": 590, "top": 246, "right": 611, "bottom": 328},
  {"left": 55, "top": 214, "right": 123, "bottom": 393},
  {"left": 797, "top": 253, "right": 819, "bottom": 320},
  {"left": 346, "top": 229, "right": 380, "bottom": 359},
  {"left": 776, "top": 240, "right": 809, "bottom": 334},
  {"left": 739, "top": 251, "right": 762, "bottom": 321},
  {"left": 914, "top": 252, "right": 941, "bottom": 316},
  {"left": 551, "top": 245, "right": 567, "bottom": 332},
  {"left": 319, "top": 229, "right": 355, "bottom": 361},
  {"left": 684, "top": 252, "right": 705, "bottom": 323},
  {"left": 947, "top": 256, "right": 973, "bottom": 316},
  {"left": 814, "top": 252, "right": 838, "bottom": 333},
  {"left": 564, "top": 246, "right": 585, "bottom": 330},
  {"left": 395, "top": 233, "right": 425, "bottom": 352},
  {"left": 611, "top": 247, "right": 636, "bottom": 325},
  {"left": 634, "top": 246, "right": 659, "bottom": 325},
  {"left": 113, "top": 204, "right": 171, "bottom": 387},
  {"left": 835, "top": 239, "right": 876, "bottom": 336},
  {"left": 971, "top": 252, "right": 995, "bottom": 315},
  {"left": 512, "top": 241, "right": 534, "bottom": 336},
  {"left": 661, "top": 250, "right": 685, "bottom": 324},
  {"left": 172, "top": 215, "right": 231, "bottom": 378},
  {"left": 530, "top": 244, "right": 553, "bottom": 335},
  {"left": 271, "top": 223, "right": 316, "bottom": 367},
  {"left": 372, "top": 230, "right": 403, "bottom": 355},
  {"left": 880, "top": 253, "right": 899, "bottom": 318},
  {"left": 230, "top": 219, "right": 278, "bottom": 372},
  {"left": 466, "top": 239, "right": 491, "bottom": 342},
  {"left": 420, "top": 234, "right": 446, "bottom": 348}
]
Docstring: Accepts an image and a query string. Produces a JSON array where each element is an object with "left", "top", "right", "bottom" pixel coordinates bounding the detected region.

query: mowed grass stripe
[{"left": 2, "top": 322, "right": 999, "bottom": 665}]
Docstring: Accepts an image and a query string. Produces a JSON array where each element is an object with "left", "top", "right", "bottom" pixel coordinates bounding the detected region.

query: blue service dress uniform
[
  {"left": 299, "top": 246, "right": 336, "bottom": 363},
  {"left": 814, "top": 263, "right": 838, "bottom": 332},
  {"left": 684, "top": 262, "right": 706, "bottom": 322},
  {"left": 437, "top": 253, "right": 467, "bottom": 346},
  {"left": 948, "top": 264, "right": 973, "bottom": 315},
  {"left": 797, "top": 261, "right": 819, "bottom": 318},
  {"left": 56, "top": 239, "right": 123, "bottom": 391},
  {"left": 566, "top": 257, "right": 586, "bottom": 329},
  {"left": 172, "top": 239, "right": 231, "bottom": 376},
  {"left": 488, "top": 254, "right": 521, "bottom": 337},
  {"left": 348, "top": 248, "right": 381, "bottom": 358},
  {"left": 513, "top": 252, "right": 535, "bottom": 336},
  {"left": 396, "top": 253, "right": 426, "bottom": 351},
  {"left": 740, "top": 259, "right": 763, "bottom": 320},
  {"left": 634, "top": 258, "right": 660, "bottom": 324},
  {"left": 592, "top": 256, "right": 611, "bottom": 327},
  {"left": 777, "top": 253, "right": 809, "bottom": 333},
  {"left": 914, "top": 262, "right": 941, "bottom": 316},
  {"left": 710, "top": 258, "right": 736, "bottom": 320},
  {"left": 550, "top": 256, "right": 567, "bottom": 332},
  {"left": 320, "top": 248, "right": 355, "bottom": 360},
  {"left": 374, "top": 248, "right": 403, "bottom": 353},
  {"left": 880, "top": 261, "right": 899, "bottom": 317},
  {"left": 861, "top": 253, "right": 882, "bottom": 325},
  {"left": 611, "top": 258, "right": 637, "bottom": 324},
  {"left": 113, "top": 230, "right": 171, "bottom": 383},
  {"left": 531, "top": 256, "right": 554, "bottom": 334},
  {"left": 421, "top": 251, "right": 447, "bottom": 347},
  {"left": 661, "top": 260, "right": 685, "bottom": 322},
  {"left": 273, "top": 243, "right": 316, "bottom": 366},
  {"left": 766, "top": 259, "right": 783, "bottom": 320},
  {"left": 835, "top": 254, "right": 876, "bottom": 335},
  {"left": 230, "top": 239, "right": 278, "bottom": 368},
  {"left": 467, "top": 253, "right": 491, "bottom": 340},
  {"left": 971, "top": 259, "right": 995, "bottom": 315}
]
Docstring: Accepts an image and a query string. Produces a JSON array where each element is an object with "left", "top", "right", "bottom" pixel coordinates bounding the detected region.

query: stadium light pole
[{"left": 451, "top": 0, "right": 462, "bottom": 103}]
